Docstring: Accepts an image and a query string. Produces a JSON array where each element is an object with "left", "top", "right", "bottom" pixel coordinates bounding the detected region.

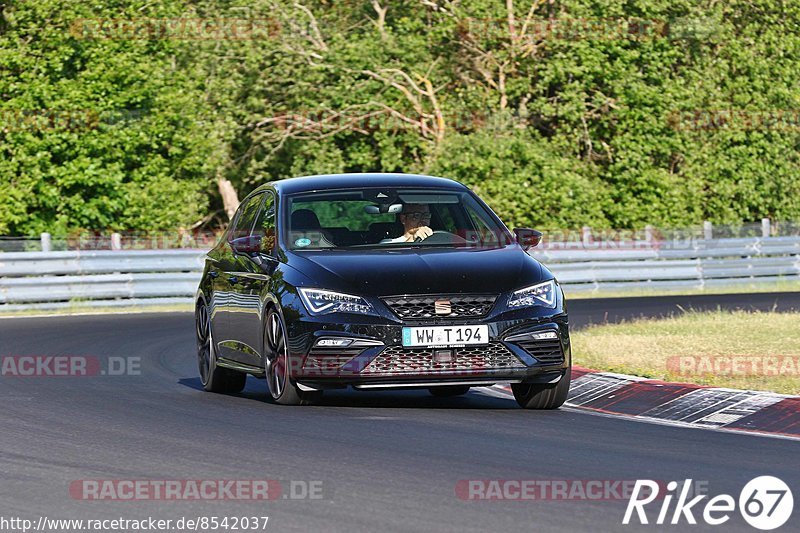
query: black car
[{"left": 195, "top": 173, "right": 570, "bottom": 409}]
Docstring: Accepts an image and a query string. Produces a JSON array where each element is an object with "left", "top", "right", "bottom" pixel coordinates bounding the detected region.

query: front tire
[
  {"left": 264, "top": 309, "right": 321, "bottom": 405},
  {"left": 196, "top": 301, "right": 247, "bottom": 394},
  {"left": 511, "top": 367, "right": 571, "bottom": 409}
]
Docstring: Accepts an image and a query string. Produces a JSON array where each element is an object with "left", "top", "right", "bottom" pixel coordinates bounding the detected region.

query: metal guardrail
[
  {"left": 532, "top": 236, "right": 800, "bottom": 292},
  {"left": 0, "top": 251, "right": 204, "bottom": 308},
  {"left": 0, "top": 249, "right": 204, "bottom": 277},
  {"left": 0, "top": 237, "right": 798, "bottom": 309}
]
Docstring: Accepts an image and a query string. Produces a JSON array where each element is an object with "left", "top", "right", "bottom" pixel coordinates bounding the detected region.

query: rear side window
[
  {"left": 230, "top": 193, "right": 264, "bottom": 240},
  {"left": 253, "top": 193, "right": 277, "bottom": 254}
]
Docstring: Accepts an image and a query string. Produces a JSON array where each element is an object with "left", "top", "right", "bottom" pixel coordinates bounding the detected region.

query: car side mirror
[
  {"left": 230, "top": 235, "right": 263, "bottom": 255},
  {"left": 513, "top": 228, "right": 542, "bottom": 249}
]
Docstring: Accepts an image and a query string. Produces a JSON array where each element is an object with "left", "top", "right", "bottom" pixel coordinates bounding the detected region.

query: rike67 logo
[{"left": 624, "top": 476, "right": 793, "bottom": 530}]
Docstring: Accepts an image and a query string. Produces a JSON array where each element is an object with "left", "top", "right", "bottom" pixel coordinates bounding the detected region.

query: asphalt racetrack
[{"left": 1, "top": 292, "right": 799, "bottom": 532}]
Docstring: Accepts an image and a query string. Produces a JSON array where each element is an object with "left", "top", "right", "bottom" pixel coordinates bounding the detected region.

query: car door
[
  {"left": 215, "top": 192, "right": 266, "bottom": 363},
  {"left": 229, "top": 191, "right": 278, "bottom": 367},
  {"left": 206, "top": 244, "right": 233, "bottom": 360}
]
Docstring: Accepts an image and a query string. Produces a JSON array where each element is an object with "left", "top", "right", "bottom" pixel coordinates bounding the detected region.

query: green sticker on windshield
[{"left": 295, "top": 238, "right": 312, "bottom": 248}]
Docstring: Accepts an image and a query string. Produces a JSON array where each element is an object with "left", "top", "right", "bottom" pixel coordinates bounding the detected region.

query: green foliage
[
  {"left": 1, "top": 0, "right": 799, "bottom": 235},
  {"left": 427, "top": 130, "right": 610, "bottom": 229},
  {"left": 0, "top": 0, "right": 215, "bottom": 235}
]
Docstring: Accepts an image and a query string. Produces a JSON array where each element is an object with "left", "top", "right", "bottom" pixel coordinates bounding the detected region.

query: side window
[
  {"left": 430, "top": 204, "right": 456, "bottom": 232},
  {"left": 252, "top": 192, "right": 277, "bottom": 254},
  {"left": 229, "top": 193, "right": 265, "bottom": 241},
  {"left": 465, "top": 204, "right": 505, "bottom": 246}
]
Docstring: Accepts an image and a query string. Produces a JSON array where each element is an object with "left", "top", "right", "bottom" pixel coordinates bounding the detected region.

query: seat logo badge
[{"left": 435, "top": 300, "right": 452, "bottom": 315}]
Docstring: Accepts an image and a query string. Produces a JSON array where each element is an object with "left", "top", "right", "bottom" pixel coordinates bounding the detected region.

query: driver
[{"left": 386, "top": 203, "right": 433, "bottom": 243}]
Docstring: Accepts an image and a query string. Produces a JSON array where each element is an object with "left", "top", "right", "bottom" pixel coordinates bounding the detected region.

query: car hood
[{"left": 286, "top": 246, "right": 546, "bottom": 297}]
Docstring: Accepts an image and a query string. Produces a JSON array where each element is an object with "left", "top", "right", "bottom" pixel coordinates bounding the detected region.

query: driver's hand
[{"left": 409, "top": 226, "right": 433, "bottom": 241}]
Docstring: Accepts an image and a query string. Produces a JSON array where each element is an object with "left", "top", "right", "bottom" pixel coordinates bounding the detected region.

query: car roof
[{"left": 256, "top": 173, "right": 467, "bottom": 196}]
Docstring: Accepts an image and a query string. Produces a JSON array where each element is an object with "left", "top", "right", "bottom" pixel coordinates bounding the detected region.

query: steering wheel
[{"left": 415, "top": 230, "right": 467, "bottom": 245}]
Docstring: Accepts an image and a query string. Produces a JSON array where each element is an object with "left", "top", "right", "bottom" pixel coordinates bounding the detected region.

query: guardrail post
[
  {"left": 645, "top": 225, "right": 654, "bottom": 245},
  {"left": 703, "top": 221, "right": 713, "bottom": 241},
  {"left": 40, "top": 233, "right": 51, "bottom": 252},
  {"left": 582, "top": 226, "right": 592, "bottom": 248},
  {"left": 111, "top": 233, "right": 122, "bottom": 251},
  {"left": 761, "top": 218, "right": 771, "bottom": 238}
]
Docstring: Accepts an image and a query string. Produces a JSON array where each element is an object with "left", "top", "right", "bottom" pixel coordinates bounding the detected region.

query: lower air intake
[{"left": 362, "top": 343, "right": 525, "bottom": 374}]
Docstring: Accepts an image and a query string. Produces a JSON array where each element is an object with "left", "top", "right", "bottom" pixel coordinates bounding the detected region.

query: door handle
[
  {"left": 228, "top": 276, "right": 239, "bottom": 284},
  {"left": 208, "top": 271, "right": 219, "bottom": 279}
]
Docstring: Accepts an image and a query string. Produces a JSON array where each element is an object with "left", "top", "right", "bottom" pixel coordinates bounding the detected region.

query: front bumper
[{"left": 285, "top": 307, "right": 571, "bottom": 390}]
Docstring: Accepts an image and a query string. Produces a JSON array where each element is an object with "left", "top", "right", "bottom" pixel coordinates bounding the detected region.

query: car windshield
[{"left": 285, "top": 188, "right": 513, "bottom": 250}]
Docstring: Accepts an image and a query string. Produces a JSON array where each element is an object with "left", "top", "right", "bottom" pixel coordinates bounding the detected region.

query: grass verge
[{"left": 572, "top": 310, "right": 800, "bottom": 395}]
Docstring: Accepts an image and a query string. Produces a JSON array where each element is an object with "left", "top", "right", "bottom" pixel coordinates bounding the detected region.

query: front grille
[
  {"left": 381, "top": 294, "right": 497, "bottom": 320},
  {"left": 361, "top": 343, "right": 525, "bottom": 374},
  {"left": 514, "top": 338, "right": 564, "bottom": 364}
]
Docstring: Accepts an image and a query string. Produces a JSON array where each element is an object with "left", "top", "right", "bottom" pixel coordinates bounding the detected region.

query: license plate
[{"left": 402, "top": 325, "right": 489, "bottom": 347}]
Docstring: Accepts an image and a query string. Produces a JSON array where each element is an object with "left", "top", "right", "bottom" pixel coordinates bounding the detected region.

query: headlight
[
  {"left": 508, "top": 280, "right": 558, "bottom": 309},
  {"left": 298, "top": 288, "right": 376, "bottom": 316}
]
